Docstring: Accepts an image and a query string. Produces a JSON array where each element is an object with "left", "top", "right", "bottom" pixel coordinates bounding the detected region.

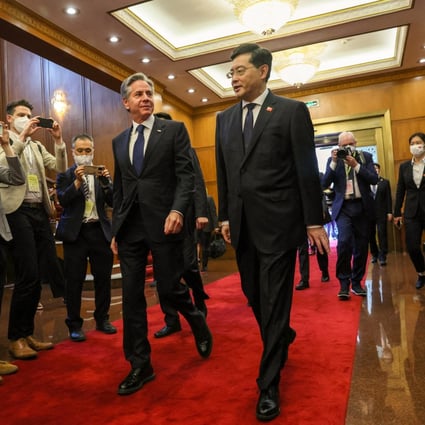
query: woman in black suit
[{"left": 394, "top": 132, "right": 425, "bottom": 289}]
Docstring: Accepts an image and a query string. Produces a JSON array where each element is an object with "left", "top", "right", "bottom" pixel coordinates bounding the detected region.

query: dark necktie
[
  {"left": 133, "top": 124, "right": 145, "bottom": 175},
  {"left": 82, "top": 175, "right": 90, "bottom": 200},
  {"left": 243, "top": 103, "right": 256, "bottom": 152}
]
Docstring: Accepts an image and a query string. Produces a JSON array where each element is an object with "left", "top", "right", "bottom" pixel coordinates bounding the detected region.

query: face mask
[
  {"left": 410, "top": 144, "right": 425, "bottom": 157},
  {"left": 14, "top": 116, "right": 30, "bottom": 134},
  {"left": 73, "top": 154, "right": 93, "bottom": 166}
]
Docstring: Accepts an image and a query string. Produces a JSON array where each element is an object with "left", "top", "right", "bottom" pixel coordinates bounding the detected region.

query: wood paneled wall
[{"left": 2, "top": 38, "right": 425, "bottom": 234}]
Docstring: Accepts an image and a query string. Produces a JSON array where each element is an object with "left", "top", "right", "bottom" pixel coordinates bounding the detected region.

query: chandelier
[
  {"left": 228, "top": 0, "right": 298, "bottom": 36},
  {"left": 273, "top": 45, "right": 325, "bottom": 87}
]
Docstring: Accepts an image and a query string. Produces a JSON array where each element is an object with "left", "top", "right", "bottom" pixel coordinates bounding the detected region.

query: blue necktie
[
  {"left": 133, "top": 124, "right": 145, "bottom": 175},
  {"left": 243, "top": 103, "right": 256, "bottom": 152}
]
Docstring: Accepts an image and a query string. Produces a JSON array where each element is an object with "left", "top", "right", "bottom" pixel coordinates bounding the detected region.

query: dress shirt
[
  {"left": 241, "top": 88, "right": 269, "bottom": 130},
  {"left": 129, "top": 115, "right": 154, "bottom": 165},
  {"left": 411, "top": 157, "right": 425, "bottom": 188}
]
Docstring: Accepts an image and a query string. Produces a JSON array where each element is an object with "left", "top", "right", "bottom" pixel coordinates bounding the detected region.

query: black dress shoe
[
  {"left": 321, "top": 273, "right": 330, "bottom": 282},
  {"left": 191, "top": 315, "right": 213, "bottom": 358},
  {"left": 117, "top": 365, "right": 155, "bottom": 395},
  {"left": 70, "top": 329, "right": 86, "bottom": 342},
  {"left": 154, "top": 324, "right": 182, "bottom": 339},
  {"left": 256, "top": 386, "right": 280, "bottom": 421},
  {"left": 195, "top": 299, "right": 208, "bottom": 318},
  {"left": 295, "top": 280, "right": 309, "bottom": 290},
  {"left": 96, "top": 320, "right": 117, "bottom": 334}
]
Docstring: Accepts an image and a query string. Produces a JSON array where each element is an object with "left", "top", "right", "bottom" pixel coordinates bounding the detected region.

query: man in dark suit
[
  {"left": 369, "top": 163, "right": 393, "bottom": 266},
  {"left": 55, "top": 134, "right": 116, "bottom": 342},
  {"left": 323, "top": 131, "right": 378, "bottom": 300},
  {"left": 111, "top": 72, "right": 212, "bottom": 396},
  {"left": 215, "top": 43, "right": 329, "bottom": 422}
]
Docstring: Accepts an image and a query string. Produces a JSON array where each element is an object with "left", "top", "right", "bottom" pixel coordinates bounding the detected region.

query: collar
[
  {"left": 132, "top": 114, "right": 155, "bottom": 134},
  {"left": 242, "top": 88, "right": 269, "bottom": 109},
  {"left": 411, "top": 156, "right": 425, "bottom": 165}
]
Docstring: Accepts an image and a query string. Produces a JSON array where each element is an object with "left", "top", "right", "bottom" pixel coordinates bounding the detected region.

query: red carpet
[{"left": 1, "top": 247, "right": 362, "bottom": 425}]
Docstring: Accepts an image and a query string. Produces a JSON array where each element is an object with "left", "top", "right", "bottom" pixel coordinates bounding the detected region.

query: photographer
[
  {"left": 56, "top": 134, "right": 116, "bottom": 342},
  {"left": 323, "top": 131, "right": 378, "bottom": 300}
]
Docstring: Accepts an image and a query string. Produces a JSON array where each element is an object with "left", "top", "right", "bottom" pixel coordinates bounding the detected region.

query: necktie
[
  {"left": 243, "top": 103, "right": 256, "bottom": 152},
  {"left": 82, "top": 175, "right": 90, "bottom": 200},
  {"left": 133, "top": 124, "right": 145, "bottom": 175}
]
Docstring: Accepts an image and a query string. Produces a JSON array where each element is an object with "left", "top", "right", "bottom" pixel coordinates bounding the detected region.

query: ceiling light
[
  {"left": 108, "top": 36, "right": 120, "bottom": 43},
  {"left": 167, "top": 74, "right": 176, "bottom": 80},
  {"left": 274, "top": 45, "right": 324, "bottom": 88},
  {"left": 64, "top": 7, "right": 79, "bottom": 16},
  {"left": 228, "top": 0, "right": 298, "bottom": 36},
  {"left": 201, "top": 98, "right": 209, "bottom": 103},
  {"left": 187, "top": 88, "right": 196, "bottom": 94},
  {"left": 141, "top": 58, "right": 151, "bottom": 64},
  {"left": 419, "top": 58, "right": 425, "bottom": 64}
]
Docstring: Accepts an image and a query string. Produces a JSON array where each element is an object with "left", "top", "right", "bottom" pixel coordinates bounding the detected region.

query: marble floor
[{"left": 0, "top": 247, "right": 424, "bottom": 424}]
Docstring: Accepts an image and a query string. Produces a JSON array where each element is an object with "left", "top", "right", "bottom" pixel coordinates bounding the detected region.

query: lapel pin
[{"left": 266, "top": 106, "right": 273, "bottom": 112}]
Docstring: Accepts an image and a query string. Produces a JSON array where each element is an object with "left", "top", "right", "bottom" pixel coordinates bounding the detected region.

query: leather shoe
[
  {"left": 154, "top": 324, "right": 182, "bottom": 338},
  {"left": 191, "top": 315, "right": 213, "bottom": 358},
  {"left": 117, "top": 365, "right": 155, "bottom": 395},
  {"left": 96, "top": 320, "right": 117, "bottom": 334},
  {"left": 256, "top": 386, "right": 280, "bottom": 421},
  {"left": 321, "top": 273, "right": 330, "bottom": 282},
  {"left": 9, "top": 338, "right": 37, "bottom": 359},
  {"left": 26, "top": 336, "right": 54, "bottom": 351},
  {"left": 70, "top": 330, "right": 86, "bottom": 342},
  {"left": 295, "top": 280, "right": 309, "bottom": 290},
  {"left": 195, "top": 299, "right": 208, "bottom": 318},
  {"left": 0, "top": 360, "right": 18, "bottom": 375}
]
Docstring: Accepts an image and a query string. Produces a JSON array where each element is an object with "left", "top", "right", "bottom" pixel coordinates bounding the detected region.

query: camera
[
  {"left": 38, "top": 118, "right": 54, "bottom": 128},
  {"left": 84, "top": 165, "right": 105, "bottom": 176},
  {"left": 336, "top": 146, "right": 355, "bottom": 160}
]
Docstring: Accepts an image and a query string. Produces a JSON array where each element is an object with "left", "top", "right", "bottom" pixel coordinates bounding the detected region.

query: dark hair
[
  {"left": 230, "top": 43, "right": 272, "bottom": 81},
  {"left": 373, "top": 163, "right": 381, "bottom": 169},
  {"left": 409, "top": 132, "right": 425, "bottom": 144},
  {"left": 120, "top": 72, "right": 154, "bottom": 99},
  {"left": 6, "top": 99, "right": 33, "bottom": 115},
  {"left": 154, "top": 112, "right": 172, "bottom": 120},
  {"left": 71, "top": 133, "right": 94, "bottom": 149}
]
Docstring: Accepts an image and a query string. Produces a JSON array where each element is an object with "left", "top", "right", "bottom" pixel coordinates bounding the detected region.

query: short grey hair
[
  {"left": 71, "top": 133, "right": 94, "bottom": 149},
  {"left": 338, "top": 131, "right": 356, "bottom": 144},
  {"left": 120, "top": 72, "right": 155, "bottom": 99}
]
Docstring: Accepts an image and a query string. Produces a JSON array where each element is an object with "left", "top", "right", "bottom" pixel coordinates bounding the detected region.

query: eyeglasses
[
  {"left": 75, "top": 148, "right": 93, "bottom": 154},
  {"left": 226, "top": 66, "right": 255, "bottom": 79}
]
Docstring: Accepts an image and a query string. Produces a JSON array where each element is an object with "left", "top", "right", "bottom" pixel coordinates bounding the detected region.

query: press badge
[
  {"left": 346, "top": 179, "right": 354, "bottom": 196},
  {"left": 84, "top": 199, "right": 94, "bottom": 216},
  {"left": 27, "top": 174, "right": 40, "bottom": 192}
]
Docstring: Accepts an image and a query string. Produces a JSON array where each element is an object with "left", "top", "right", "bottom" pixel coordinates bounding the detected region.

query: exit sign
[{"left": 305, "top": 100, "right": 319, "bottom": 108}]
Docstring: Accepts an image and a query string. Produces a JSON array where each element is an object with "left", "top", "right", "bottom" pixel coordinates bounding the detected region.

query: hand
[
  {"left": 110, "top": 237, "right": 118, "bottom": 255},
  {"left": 74, "top": 165, "right": 86, "bottom": 182},
  {"left": 0, "top": 123, "right": 14, "bottom": 156},
  {"left": 393, "top": 217, "right": 403, "bottom": 229},
  {"left": 196, "top": 216, "right": 208, "bottom": 230},
  {"left": 344, "top": 155, "right": 358, "bottom": 169},
  {"left": 46, "top": 119, "right": 62, "bottom": 143},
  {"left": 307, "top": 226, "right": 330, "bottom": 256},
  {"left": 164, "top": 211, "right": 183, "bottom": 235},
  {"left": 221, "top": 223, "right": 231, "bottom": 244}
]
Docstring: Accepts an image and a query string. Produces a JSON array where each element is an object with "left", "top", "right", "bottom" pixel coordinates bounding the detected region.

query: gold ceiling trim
[
  {"left": 0, "top": 0, "right": 133, "bottom": 82},
  {"left": 112, "top": 0, "right": 412, "bottom": 61}
]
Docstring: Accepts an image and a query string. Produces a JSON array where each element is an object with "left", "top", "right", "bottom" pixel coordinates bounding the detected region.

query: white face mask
[
  {"left": 14, "top": 116, "right": 30, "bottom": 134},
  {"left": 410, "top": 144, "right": 425, "bottom": 157},
  {"left": 73, "top": 154, "right": 93, "bottom": 166}
]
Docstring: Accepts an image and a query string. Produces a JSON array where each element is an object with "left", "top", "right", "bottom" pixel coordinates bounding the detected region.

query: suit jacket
[
  {"left": 112, "top": 117, "right": 194, "bottom": 243},
  {"left": 184, "top": 148, "right": 208, "bottom": 237},
  {"left": 0, "top": 131, "right": 67, "bottom": 216},
  {"left": 203, "top": 196, "right": 218, "bottom": 233},
  {"left": 322, "top": 150, "right": 378, "bottom": 220},
  {"left": 0, "top": 157, "right": 25, "bottom": 241},
  {"left": 394, "top": 160, "right": 425, "bottom": 218},
  {"left": 55, "top": 164, "right": 113, "bottom": 243},
  {"left": 373, "top": 177, "right": 392, "bottom": 220},
  {"left": 215, "top": 90, "right": 323, "bottom": 253}
]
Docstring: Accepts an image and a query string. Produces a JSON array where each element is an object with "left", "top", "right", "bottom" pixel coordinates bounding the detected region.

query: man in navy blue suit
[
  {"left": 323, "top": 131, "right": 378, "bottom": 300},
  {"left": 216, "top": 43, "right": 329, "bottom": 422},
  {"left": 56, "top": 134, "right": 116, "bottom": 342},
  {"left": 111, "top": 72, "right": 212, "bottom": 396}
]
